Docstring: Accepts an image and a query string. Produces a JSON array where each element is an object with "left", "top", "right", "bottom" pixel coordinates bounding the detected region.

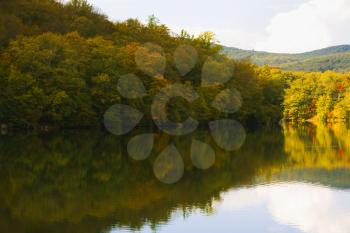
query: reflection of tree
[
  {"left": 0, "top": 129, "right": 286, "bottom": 232},
  {"left": 283, "top": 123, "right": 350, "bottom": 169},
  {"left": 0, "top": 125, "right": 349, "bottom": 232}
]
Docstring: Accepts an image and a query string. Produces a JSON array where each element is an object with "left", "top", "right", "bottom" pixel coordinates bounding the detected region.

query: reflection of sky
[{"left": 109, "top": 182, "right": 350, "bottom": 233}]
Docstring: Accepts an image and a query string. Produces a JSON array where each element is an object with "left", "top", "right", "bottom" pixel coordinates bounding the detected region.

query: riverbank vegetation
[
  {"left": 283, "top": 71, "right": 350, "bottom": 123},
  {"left": 1, "top": 0, "right": 350, "bottom": 129}
]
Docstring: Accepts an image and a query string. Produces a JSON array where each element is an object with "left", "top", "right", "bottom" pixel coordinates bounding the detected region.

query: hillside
[
  {"left": 0, "top": 0, "right": 284, "bottom": 128},
  {"left": 222, "top": 45, "right": 350, "bottom": 72}
]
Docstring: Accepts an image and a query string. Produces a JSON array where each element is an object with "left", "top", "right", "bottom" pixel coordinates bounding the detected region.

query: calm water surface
[{"left": 0, "top": 124, "right": 349, "bottom": 233}]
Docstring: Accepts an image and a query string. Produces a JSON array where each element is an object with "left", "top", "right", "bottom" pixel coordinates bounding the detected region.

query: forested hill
[
  {"left": 2, "top": 0, "right": 350, "bottom": 129},
  {"left": 0, "top": 0, "right": 286, "bottom": 129},
  {"left": 222, "top": 45, "right": 350, "bottom": 72}
]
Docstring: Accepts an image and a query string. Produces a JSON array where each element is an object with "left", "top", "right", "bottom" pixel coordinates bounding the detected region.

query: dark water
[{"left": 0, "top": 124, "right": 350, "bottom": 233}]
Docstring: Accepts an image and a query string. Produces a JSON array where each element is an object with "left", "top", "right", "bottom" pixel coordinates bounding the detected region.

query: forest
[{"left": 1, "top": 0, "right": 350, "bottom": 129}]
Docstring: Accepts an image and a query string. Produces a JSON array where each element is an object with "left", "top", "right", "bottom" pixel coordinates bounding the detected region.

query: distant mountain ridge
[{"left": 222, "top": 45, "right": 350, "bottom": 72}]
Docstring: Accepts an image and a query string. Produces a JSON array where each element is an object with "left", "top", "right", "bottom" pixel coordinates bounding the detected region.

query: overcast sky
[{"left": 69, "top": 0, "right": 350, "bottom": 53}]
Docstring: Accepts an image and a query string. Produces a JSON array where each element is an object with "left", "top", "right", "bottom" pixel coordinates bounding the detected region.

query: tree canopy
[
  {"left": 1, "top": 0, "right": 349, "bottom": 129},
  {"left": 0, "top": 0, "right": 288, "bottom": 129}
]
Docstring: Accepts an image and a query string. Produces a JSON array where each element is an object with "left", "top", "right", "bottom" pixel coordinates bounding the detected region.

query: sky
[{"left": 67, "top": 0, "right": 350, "bottom": 53}]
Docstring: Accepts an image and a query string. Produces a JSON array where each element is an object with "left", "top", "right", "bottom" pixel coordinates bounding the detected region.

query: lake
[{"left": 0, "top": 123, "right": 349, "bottom": 233}]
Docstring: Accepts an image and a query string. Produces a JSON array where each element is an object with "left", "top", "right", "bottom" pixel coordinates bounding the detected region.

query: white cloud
[{"left": 256, "top": 0, "right": 350, "bottom": 53}]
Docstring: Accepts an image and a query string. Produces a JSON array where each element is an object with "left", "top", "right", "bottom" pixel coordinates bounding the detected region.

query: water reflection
[
  {"left": 211, "top": 183, "right": 350, "bottom": 233},
  {"left": 0, "top": 123, "right": 349, "bottom": 233}
]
